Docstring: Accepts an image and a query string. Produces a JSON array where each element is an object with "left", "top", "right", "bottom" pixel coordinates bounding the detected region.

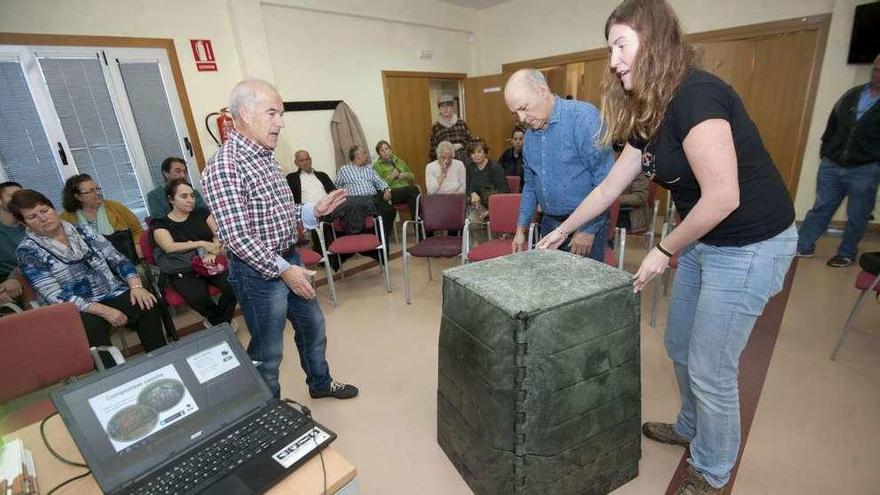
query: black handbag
[
  {"left": 155, "top": 246, "right": 195, "bottom": 274},
  {"left": 858, "top": 252, "right": 880, "bottom": 275}
]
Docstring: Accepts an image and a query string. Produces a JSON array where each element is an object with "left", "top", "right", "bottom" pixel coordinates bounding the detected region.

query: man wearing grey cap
[{"left": 429, "top": 94, "right": 473, "bottom": 163}]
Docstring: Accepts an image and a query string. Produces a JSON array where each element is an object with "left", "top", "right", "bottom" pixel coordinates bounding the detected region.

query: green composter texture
[{"left": 438, "top": 250, "right": 641, "bottom": 495}]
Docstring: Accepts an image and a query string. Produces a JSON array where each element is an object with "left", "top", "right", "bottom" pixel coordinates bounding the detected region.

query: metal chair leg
[
  {"left": 831, "top": 289, "right": 871, "bottom": 360},
  {"left": 403, "top": 253, "right": 411, "bottom": 304},
  {"left": 427, "top": 258, "right": 433, "bottom": 281}
]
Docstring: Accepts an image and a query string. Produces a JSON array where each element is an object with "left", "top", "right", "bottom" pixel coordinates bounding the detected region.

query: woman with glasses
[
  {"left": 60, "top": 174, "right": 144, "bottom": 254},
  {"left": 12, "top": 189, "right": 166, "bottom": 367}
]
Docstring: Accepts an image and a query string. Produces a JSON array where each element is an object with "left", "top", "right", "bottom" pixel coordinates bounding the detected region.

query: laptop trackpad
[{"left": 204, "top": 473, "right": 253, "bottom": 494}]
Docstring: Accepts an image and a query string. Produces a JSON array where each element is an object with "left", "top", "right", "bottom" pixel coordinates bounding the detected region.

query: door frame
[{"left": 381, "top": 69, "right": 467, "bottom": 158}]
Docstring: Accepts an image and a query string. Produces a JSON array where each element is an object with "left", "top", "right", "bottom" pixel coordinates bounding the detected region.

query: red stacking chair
[
  {"left": 831, "top": 256, "right": 880, "bottom": 360},
  {"left": 505, "top": 175, "right": 521, "bottom": 193},
  {"left": 467, "top": 194, "right": 527, "bottom": 262},
  {"left": 140, "top": 228, "right": 221, "bottom": 326},
  {"left": 620, "top": 181, "right": 660, "bottom": 250},
  {"left": 0, "top": 303, "right": 123, "bottom": 434},
  {"left": 402, "top": 194, "right": 468, "bottom": 304},
  {"left": 316, "top": 214, "right": 391, "bottom": 307}
]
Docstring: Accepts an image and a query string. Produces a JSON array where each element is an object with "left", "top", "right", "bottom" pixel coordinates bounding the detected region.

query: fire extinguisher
[{"left": 205, "top": 107, "right": 234, "bottom": 144}]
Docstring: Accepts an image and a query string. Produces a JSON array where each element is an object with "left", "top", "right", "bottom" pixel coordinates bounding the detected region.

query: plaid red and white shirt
[{"left": 202, "top": 129, "right": 315, "bottom": 279}]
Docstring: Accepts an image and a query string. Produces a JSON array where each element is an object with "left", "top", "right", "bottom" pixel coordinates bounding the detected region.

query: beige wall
[
  {"left": 261, "top": 2, "right": 474, "bottom": 177},
  {"left": 475, "top": 0, "right": 876, "bottom": 222},
  {"left": 1, "top": 0, "right": 873, "bottom": 219}
]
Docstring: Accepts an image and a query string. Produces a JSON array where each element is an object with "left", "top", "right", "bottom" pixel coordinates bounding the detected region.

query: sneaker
[
  {"left": 674, "top": 465, "right": 723, "bottom": 495},
  {"left": 795, "top": 250, "right": 814, "bottom": 258},
  {"left": 642, "top": 422, "right": 690, "bottom": 447},
  {"left": 309, "top": 380, "right": 359, "bottom": 400},
  {"left": 827, "top": 255, "right": 853, "bottom": 268}
]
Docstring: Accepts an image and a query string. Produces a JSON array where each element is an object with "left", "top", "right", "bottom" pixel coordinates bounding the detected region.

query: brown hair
[
  {"left": 62, "top": 174, "right": 95, "bottom": 212},
  {"left": 165, "top": 178, "right": 193, "bottom": 206},
  {"left": 467, "top": 137, "right": 489, "bottom": 156},
  {"left": 375, "top": 140, "right": 391, "bottom": 154},
  {"left": 599, "top": 0, "right": 694, "bottom": 146},
  {"left": 9, "top": 189, "right": 55, "bottom": 223}
]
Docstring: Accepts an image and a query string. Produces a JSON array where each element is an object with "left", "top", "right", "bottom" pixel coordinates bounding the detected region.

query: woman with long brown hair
[{"left": 536, "top": 1, "right": 796, "bottom": 492}]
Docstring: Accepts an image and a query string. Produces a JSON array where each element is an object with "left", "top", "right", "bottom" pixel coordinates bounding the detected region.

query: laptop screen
[{"left": 52, "top": 325, "right": 271, "bottom": 494}]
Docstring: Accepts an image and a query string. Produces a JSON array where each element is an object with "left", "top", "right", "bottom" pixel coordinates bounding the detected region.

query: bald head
[
  {"left": 228, "top": 78, "right": 285, "bottom": 149},
  {"left": 504, "top": 69, "right": 554, "bottom": 130},
  {"left": 294, "top": 150, "right": 313, "bottom": 172}
]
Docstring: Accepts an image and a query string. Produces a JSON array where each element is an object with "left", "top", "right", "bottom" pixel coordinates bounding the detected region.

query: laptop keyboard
[{"left": 130, "top": 403, "right": 307, "bottom": 495}]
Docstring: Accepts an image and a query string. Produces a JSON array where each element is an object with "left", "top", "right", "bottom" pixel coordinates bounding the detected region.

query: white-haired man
[
  {"left": 504, "top": 69, "right": 615, "bottom": 261},
  {"left": 201, "top": 78, "right": 358, "bottom": 400}
]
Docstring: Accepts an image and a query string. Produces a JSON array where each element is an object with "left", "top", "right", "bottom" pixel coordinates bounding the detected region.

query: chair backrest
[
  {"left": 420, "top": 194, "right": 466, "bottom": 232},
  {"left": 607, "top": 198, "right": 621, "bottom": 241},
  {"left": 487, "top": 194, "right": 521, "bottom": 235},
  {"left": 104, "top": 228, "right": 139, "bottom": 264},
  {"left": 647, "top": 181, "right": 658, "bottom": 204},
  {"left": 0, "top": 303, "right": 94, "bottom": 403},
  {"left": 140, "top": 227, "right": 157, "bottom": 265},
  {"left": 505, "top": 175, "right": 521, "bottom": 193}
]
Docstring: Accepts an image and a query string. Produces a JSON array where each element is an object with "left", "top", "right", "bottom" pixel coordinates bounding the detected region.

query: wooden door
[
  {"left": 463, "top": 73, "right": 518, "bottom": 163},
  {"left": 383, "top": 75, "right": 432, "bottom": 190},
  {"left": 578, "top": 57, "right": 609, "bottom": 107},
  {"left": 743, "top": 30, "right": 819, "bottom": 194},
  {"left": 542, "top": 66, "right": 568, "bottom": 96},
  {"left": 694, "top": 39, "right": 754, "bottom": 98}
]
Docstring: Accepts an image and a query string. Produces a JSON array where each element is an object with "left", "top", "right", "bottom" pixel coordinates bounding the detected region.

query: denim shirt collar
[{"left": 539, "top": 95, "right": 564, "bottom": 132}]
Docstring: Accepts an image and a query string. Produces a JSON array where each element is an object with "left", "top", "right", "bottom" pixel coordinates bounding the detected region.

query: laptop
[{"left": 51, "top": 324, "right": 336, "bottom": 494}]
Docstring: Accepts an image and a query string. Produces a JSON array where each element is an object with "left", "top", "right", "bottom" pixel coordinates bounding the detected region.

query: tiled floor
[
  {"left": 9, "top": 232, "right": 876, "bottom": 494},
  {"left": 225, "top": 233, "right": 879, "bottom": 494}
]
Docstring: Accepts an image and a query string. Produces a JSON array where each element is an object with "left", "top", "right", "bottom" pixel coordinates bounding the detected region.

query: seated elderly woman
[
  {"left": 151, "top": 179, "right": 236, "bottom": 327},
  {"left": 12, "top": 189, "right": 166, "bottom": 367},
  {"left": 466, "top": 137, "right": 508, "bottom": 244},
  {"left": 60, "top": 174, "right": 144, "bottom": 257},
  {"left": 425, "top": 140, "right": 467, "bottom": 195}
]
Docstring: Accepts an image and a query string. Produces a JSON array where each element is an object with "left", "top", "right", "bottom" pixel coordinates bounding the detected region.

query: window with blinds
[
  {"left": 0, "top": 45, "right": 192, "bottom": 222},
  {"left": 0, "top": 60, "right": 65, "bottom": 205},
  {"left": 40, "top": 57, "right": 147, "bottom": 218},
  {"left": 118, "top": 61, "right": 188, "bottom": 191}
]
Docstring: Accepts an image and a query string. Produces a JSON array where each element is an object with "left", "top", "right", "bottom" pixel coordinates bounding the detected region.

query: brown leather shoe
[
  {"left": 642, "top": 422, "right": 691, "bottom": 447},
  {"left": 674, "top": 465, "right": 723, "bottom": 495}
]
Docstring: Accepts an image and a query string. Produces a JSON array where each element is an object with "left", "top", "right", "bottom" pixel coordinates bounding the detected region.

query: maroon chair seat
[
  {"left": 467, "top": 194, "right": 523, "bottom": 263},
  {"left": 328, "top": 234, "right": 381, "bottom": 254},
  {"left": 468, "top": 239, "right": 523, "bottom": 261},
  {"left": 402, "top": 194, "right": 468, "bottom": 304},
  {"left": 409, "top": 236, "right": 465, "bottom": 258},
  {"left": 316, "top": 214, "right": 391, "bottom": 306},
  {"left": 832, "top": 267, "right": 880, "bottom": 360}
]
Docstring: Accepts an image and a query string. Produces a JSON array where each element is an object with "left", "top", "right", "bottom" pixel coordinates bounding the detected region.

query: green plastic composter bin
[{"left": 438, "top": 250, "right": 641, "bottom": 495}]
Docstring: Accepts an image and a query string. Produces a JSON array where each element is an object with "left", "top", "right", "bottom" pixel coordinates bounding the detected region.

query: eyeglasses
[{"left": 77, "top": 186, "right": 103, "bottom": 195}]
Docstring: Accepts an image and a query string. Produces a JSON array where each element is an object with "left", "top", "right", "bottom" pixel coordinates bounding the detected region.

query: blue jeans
[
  {"left": 540, "top": 214, "right": 607, "bottom": 262},
  {"left": 797, "top": 158, "right": 880, "bottom": 258},
  {"left": 665, "top": 224, "right": 797, "bottom": 488},
  {"left": 227, "top": 251, "right": 331, "bottom": 398}
]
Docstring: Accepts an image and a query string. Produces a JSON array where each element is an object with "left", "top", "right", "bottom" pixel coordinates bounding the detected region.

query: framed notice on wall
[{"left": 190, "top": 39, "right": 217, "bottom": 71}]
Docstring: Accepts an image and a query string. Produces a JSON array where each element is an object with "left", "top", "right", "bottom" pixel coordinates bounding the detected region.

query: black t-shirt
[
  {"left": 466, "top": 160, "right": 509, "bottom": 197},
  {"left": 151, "top": 209, "right": 214, "bottom": 245},
  {"left": 629, "top": 69, "right": 794, "bottom": 246}
]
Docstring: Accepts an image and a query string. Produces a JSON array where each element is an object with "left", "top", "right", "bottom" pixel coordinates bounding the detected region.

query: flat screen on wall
[{"left": 848, "top": 2, "right": 880, "bottom": 64}]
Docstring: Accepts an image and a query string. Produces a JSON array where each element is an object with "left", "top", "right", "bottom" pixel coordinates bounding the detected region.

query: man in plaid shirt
[
  {"left": 335, "top": 145, "right": 396, "bottom": 243},
  {"left": 202, "top": 79, "right": 358, "bottom": 400}
]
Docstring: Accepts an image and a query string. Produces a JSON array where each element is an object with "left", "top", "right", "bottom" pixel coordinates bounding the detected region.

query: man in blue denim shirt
[{"left": 505, "top": 69, "right": 615, "bottom": 261}]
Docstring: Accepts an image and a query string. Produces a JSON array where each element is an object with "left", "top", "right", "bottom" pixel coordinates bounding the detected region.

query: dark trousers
[
  {"left": 390, "top": 186, "right": 420, "bottom": 220},
  {"left": 80, "top": 290, "right": 168, "bottom": 367},
  {"left": 168, "top": 271, "right": 237, "bottom": 326},
  {"left": 373, "top": 193, "right": 397, "bottom": 245}
]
